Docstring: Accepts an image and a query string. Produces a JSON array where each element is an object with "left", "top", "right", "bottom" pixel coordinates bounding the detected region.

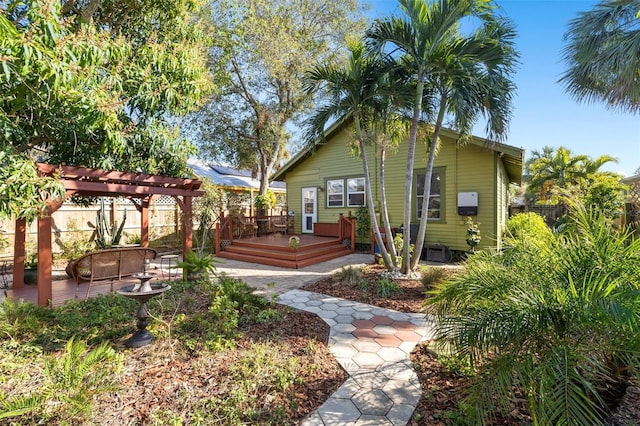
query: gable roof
[
  {"left": 188, "top": 159, "right": 286, "bottom": 192},
  {"left": 272, "top": 119, "right": 524, "bottom": 184}
]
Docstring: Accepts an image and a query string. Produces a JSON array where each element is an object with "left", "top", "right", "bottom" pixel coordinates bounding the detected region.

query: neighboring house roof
[
  {"left": 272, "top": 118, "right": 524, "bottom": 184},
  {"left": 621, "top": 174, "right": 640, "bottom": 185},
  {"left": 188, "top": 158, "right": 285, "bottom": 192}
]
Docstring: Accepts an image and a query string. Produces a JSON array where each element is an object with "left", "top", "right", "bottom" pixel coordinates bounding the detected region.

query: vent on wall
[{"left": 457, "top": 192, "right": 478, "bottom": 216}]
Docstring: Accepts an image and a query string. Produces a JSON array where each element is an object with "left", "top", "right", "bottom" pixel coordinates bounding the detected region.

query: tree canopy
[
  {"left": 190, "top": 0, "right": 366, "bottom": 194},
  {"left": 0, "top": 0, "right": 220, "bottom": 221},
  {"left": 1, "top": 0, "right": 217, "bottom": 176}
]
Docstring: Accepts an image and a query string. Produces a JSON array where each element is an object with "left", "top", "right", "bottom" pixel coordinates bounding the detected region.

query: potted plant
[
  {"left": 465, "top": 217, "right": 481, "bottom": 253},
  {"left": 288, "top": 235, "right": 300, "bottom": 250},
  {"left": 254, "top": 189, "right": 277, "bottom": 217},
  {"left": 24, "top": 253, "right": 38, "bottom": 285},
  {"left": 177, "top": 251, "right": 220, "bottom": 281}
]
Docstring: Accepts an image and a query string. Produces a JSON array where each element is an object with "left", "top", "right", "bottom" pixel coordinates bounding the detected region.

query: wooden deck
[
  {"left": 4, "top": 275, "right": 178, "bottom": 308},
  {"left": 217, "top": 233, "right": 353, "bottom": 269}
]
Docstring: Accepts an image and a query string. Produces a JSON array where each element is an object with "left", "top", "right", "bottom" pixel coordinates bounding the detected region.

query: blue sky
[{"left": 366, "top": 0, "right": 640, "bottom": 177}]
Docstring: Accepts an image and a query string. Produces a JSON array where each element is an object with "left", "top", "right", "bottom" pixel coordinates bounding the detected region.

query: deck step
[{"left": 218, "top": 240, "right": 352, "bottom": 269}]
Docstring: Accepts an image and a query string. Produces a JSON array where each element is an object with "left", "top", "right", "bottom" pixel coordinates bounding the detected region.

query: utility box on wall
[{"left": 457, "top": 192, "right": 478, "bottom": 216}]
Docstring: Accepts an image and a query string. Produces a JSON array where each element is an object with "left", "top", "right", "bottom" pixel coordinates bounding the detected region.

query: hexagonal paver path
[{"left": 277, "top": 289, "right": 436, "bottom": 425}]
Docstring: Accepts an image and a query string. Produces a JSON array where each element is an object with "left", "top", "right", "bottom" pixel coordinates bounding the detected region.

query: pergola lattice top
[{"left": 37, "top": 163, "right": 202, "bottom": 198}]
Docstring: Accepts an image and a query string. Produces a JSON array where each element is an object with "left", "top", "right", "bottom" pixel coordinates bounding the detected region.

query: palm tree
[
  {"left": 303, "top": 39, "right": 400, "bottom": 270},
  {"left": 367, "top": 0, "right": 518, "bottom": 272},
  {"left": 526, "top": 146, "right": 619, "bottom": 203},
  {"left": 560, "top": 0, "right": 640, "bottom": 114},
  {"left": 527, "top": 146, "right": 589, "bottom": 202}
]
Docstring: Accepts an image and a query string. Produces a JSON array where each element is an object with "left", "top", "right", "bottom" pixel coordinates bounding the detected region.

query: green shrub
[
  {"left": 428, "top": 202, "right": 640, "bottom": 425},
  {"left": 216, "top": 274, "right": 268, "bottom": 316},
  {"left": 376, "top": 278, "right": 400, "bottom": 297},
  {"left": 505, "top": 211, "right": 553, "bottom": 241},
  {"left": 333, "top": 266, "right": 363, "bottom": 286},
  {"left": 421, "top": 267, "right": 455, "bottom": 288}
]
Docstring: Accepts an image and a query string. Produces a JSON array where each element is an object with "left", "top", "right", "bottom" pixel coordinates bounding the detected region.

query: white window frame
[
  {"left": 347, "top": 177, "right": 366, "bottom": 207},
  {"left": 416, "top": 171, "right": 441, "bottom": 220},
  {"left": 326, "top": 179, "right": 344, "bottom": 207}
]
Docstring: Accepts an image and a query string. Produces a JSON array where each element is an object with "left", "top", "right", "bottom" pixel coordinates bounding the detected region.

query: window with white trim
[
  {"left": 327, "top": 179, "right": 344, "bottom": 207},
  {"left": 416, "top": 171, "right": 441, "bottom": 219},
  {"left": 347, "top": 177, "right": 365, "bottom": 207}
]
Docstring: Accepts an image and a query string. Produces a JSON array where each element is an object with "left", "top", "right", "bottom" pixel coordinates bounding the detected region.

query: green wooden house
[{"left": 272, "top": 120, "right": 524, "bottom": 257}]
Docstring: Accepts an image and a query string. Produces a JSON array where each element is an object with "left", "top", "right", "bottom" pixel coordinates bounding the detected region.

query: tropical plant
[
  {"left": 560, "top": 0, "right": 640, "bottom": 114},
  {"left": 367, "top": 0, "right": 518, "bottom": 273},
  {"left": 254, "top": 189, "right": 277, "bottom": 213},
  {"left": 177, "top": 251, "right": 220, "bottom": 281},
  {"left": 525, "top": 146, "right": 619, "bottom": 204},
  {"left": 583, "top": 174, "right": 629, "bottom": 221},
  {"left": 427, "top": 202, "right": 640, "bottom": 424},
  {"left": 0, "top": 337, "right": 121, "bottom": 423}
]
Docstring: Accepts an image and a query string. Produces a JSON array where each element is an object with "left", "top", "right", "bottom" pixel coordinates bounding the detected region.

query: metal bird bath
[{"left": 117, "top": 259, "right": 170, "bottom": 348}]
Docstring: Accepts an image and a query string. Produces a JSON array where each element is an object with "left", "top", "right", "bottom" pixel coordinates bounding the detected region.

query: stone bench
[{"left": 66, "top": 247, "right": 157, "bottom": 300}]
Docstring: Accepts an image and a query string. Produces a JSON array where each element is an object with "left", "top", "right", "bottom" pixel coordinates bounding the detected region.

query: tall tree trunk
[
  {"left": 354, "top": 115, "right": 393, "bottom": 269},
  {"left": 379, "top": 144, "right": 399, "bottom": 269},
  {"left": 410, "top": 95, "right": 447, "bottom": 271},
  {"left": 402, "top": 69, "right": 425, "bottom": 274}
]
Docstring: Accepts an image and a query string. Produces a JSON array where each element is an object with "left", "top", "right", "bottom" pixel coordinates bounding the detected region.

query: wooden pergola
[{"left": 12, "top": 163, "right": 203, "bottom": 306}]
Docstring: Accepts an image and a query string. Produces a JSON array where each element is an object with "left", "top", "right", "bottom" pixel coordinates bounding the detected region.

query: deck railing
[
  {"left": 338, "top": 214, "right": 356, "bottom": 252},
  {"left": 215, "top": 214, "right": 234, "bottom": 253}
]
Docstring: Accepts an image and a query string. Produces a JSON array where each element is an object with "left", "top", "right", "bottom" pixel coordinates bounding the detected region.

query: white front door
[{"left": 301, "top": 187, "right": 317, "bottom": 233}]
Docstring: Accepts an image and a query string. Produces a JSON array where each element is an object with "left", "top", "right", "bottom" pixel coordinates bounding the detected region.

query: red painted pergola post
[
  {"left": 182, "top": 196, "right": 193, "bottom": 259},
  {"left": 140, "top": 196, "right": 151, "bottom": 248},
  {"left": 12, "top": 218, "right": 26, "bottom": 290},
  {"left": 37, "top": 216, "right": 53, "bottom": 306}
]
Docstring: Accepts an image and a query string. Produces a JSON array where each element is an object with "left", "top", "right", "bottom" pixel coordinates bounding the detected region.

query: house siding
[{"left": 281, "top": 126, "right": 520, "bottom": 252}]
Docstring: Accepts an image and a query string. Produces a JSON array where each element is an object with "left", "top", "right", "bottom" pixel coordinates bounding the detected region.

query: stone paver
[{"left": 277, "top": 288, "right": 435, "bottom": 425}]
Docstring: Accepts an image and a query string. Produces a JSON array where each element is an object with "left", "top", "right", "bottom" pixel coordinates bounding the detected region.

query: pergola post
[
  {"left": 37, "top": 215, "right": 53, "bottom": 306},
  {"left": 182, "top": 196, "right": 193, "bottom": 259},
  {"left": 12, "top": 218, "right": 26, "bottom": 290},
  {"left": 140, "top": 196, "right": 151, "bottom": 248}
]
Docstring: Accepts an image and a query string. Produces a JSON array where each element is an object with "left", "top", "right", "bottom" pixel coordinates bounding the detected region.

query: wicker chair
[
  {"left": 237, "top": 213, "right": 258, "bottom": 238},
  {"left": 271, "top": 216, "right": 288, "bottom": 235}
]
